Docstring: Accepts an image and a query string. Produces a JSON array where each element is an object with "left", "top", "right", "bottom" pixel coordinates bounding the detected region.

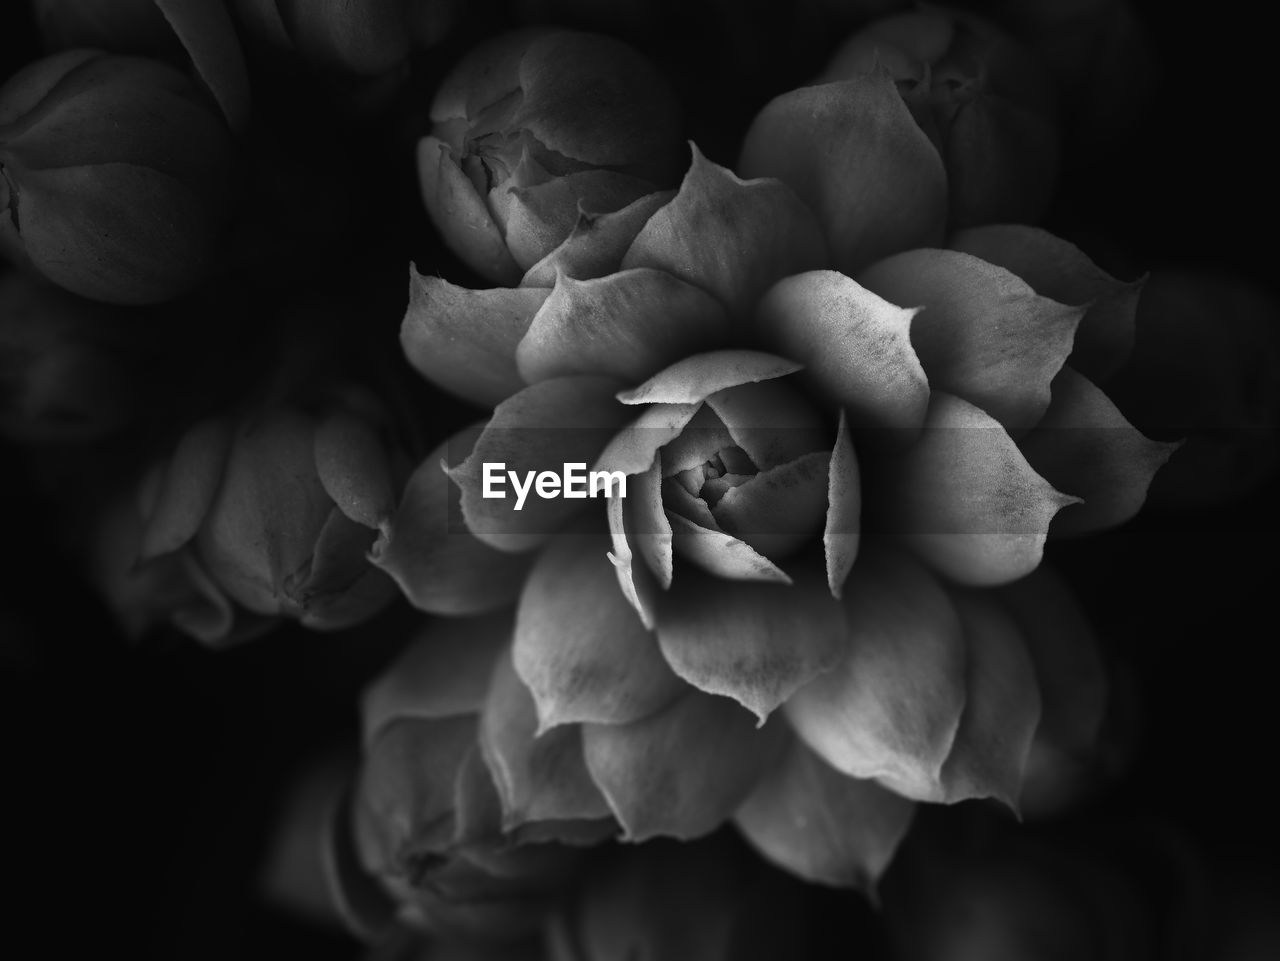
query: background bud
[
  {"left": 821, "top": 9, "right": 1061, "bottom": 227},
  {"left": 232, "top": 0, "right": 413, "bottom": 75},
  {"left": 0, "top": 51, "right": 238, "bottom": 304},
  {"left": 418, "top": 29, "right": 684, "bottom": 284}
]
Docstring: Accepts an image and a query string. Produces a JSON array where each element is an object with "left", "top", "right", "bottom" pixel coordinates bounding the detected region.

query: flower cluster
[{"left": 3, "top": 1, "right": 1269, "bottom": 958}]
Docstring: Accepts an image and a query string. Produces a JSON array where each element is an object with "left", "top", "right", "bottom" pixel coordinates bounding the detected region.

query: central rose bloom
[{"left": 370, "top": 71, "right": 1175, "bottom": 895}]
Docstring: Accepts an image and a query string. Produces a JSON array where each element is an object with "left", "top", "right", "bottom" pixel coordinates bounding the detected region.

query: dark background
[{"left": 2, "top": 1, "right": 1276, "bottom": 958}]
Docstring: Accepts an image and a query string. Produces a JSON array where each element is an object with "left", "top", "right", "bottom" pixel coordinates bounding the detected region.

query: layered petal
[
  {"left": 784, "top": 544, "right": 967, "bottom": 801},
  {"left": 734, "top": 739, "right": 915, "bottom": 892},
  {"left": 933, "top": 591, "right": 1041, "bottom": 809},
  {"left": 739, "top": 72, "right": 947, "bottom": 275},
  {"left": 480, "top": 648, "right": 615, "bottom": 831},
  {"left": 950, "top": 225, "right": 1141, "bottom": 382},
  {"left": 858, "top": 249, "right": 1085, "bottom": 430},
  {"left": 1020, "top": 367, "right": 1180, "bottom": 536},
  {"left": 513, "top": 534, "right": 684, "bottom": 730},
  {"left": 416, "top": 138, "right": 523, "bottom": 284},
  {"left": 824, "top": 410, "right": 861, "bottom": 599},
  {"left": 520, "top": 190, "right": 674, "bottom": 287},
  {"left": 313, "top": 408, "right": 396, "bottom": 531},
  {"left": 655, "top": 567, "right": 845, "bottom": 722},
  {"left": 621, "top": 145, "right": 827, "bottom": 318},
  {"left": 370, "top": 433, "right": 534, "bottom": 615},
  {"left": 582, "top": 690, "right": 786, "bottom": 841},
  {"left": 755, "top": 270, "right": 929, "bottom": 432},
  {"left": 617, "top": 350, "right": 802, "bottom": 406},
  {"left": 401, "top": 268, "right": 550, "bottom": 407},
  {"left": 450, "top": 376, "right": 631, "bottom": 552},
  {"left": 889, "top": 392, "right": 1079, "bottom": 586},
  {"left": 361, "top": 612, "right": 513, "bottom": 744},
  {"left": 138, "top": 416, "right": 231, "bottom": 560},
  {"left": 515, "top": 268, "right": 730, "bottom": 384},
  {"left": 710, "top": 451, "right": 831, "bottom": 560}
]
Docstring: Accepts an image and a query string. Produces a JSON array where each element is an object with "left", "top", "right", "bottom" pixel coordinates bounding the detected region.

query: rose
[
  {"left": 382, "top": 122, "right": 1173, "bottom": 888},
  {"left": 416, "top": 29, "right": 685, "bottom": 286},
  {"left": 0, "top": 51, "right": 238, "bottom": 304},
  {"left": 93, "top": 388, "right": 405, "bottom": 645},
  {"left": 32, "top": 0, "right": 251, "bottom": 130}
]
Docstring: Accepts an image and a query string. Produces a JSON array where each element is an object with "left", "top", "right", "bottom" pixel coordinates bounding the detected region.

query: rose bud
[
  {"left": 0, "top": 51, "right": 237, "bottom": 304},
  {"left": 232, "top": 0, "right": 413, "bottom": 75},
  {"left": 738, "top": 9, "right": 1059, "bottom": 260},
  {"left": 418, "top": 29, "right": 685, "bottom": 285},
  {"left": 32, "top": 0, "right": 251, "bottom": 130},
  {"left": 0, "top": 270, "right": 133, "bottom": 442},
  {"left": 95, "top": 388, "right": 404, "bottom": 644},
  {"left": 356, "top": 614, "right": 608, "bottom": 938}
]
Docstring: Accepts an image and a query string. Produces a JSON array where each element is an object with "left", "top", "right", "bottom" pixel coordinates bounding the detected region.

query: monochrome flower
[{"left": 384, "top": 126, "right": 1176, "bottom": 888}]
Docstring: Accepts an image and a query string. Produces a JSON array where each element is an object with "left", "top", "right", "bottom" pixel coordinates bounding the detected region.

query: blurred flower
[
  {"left": 417, "top": 29, "right": 685, "bottom": 285},
  {"left": 741, "top": 8, "right": 1059, "bottom": 239},
  {"left": 354, "top": 614, "right": 607, "bottom": 937},
  {"left": 32, "top": 0, "right": 251, "bottom": 130},
  {"left": 1108, "top": 270, "right": 1280, "bottom": 507},
  {"left": 0, "top": 270, "right": 134, "bottom": 442},
  {"left": 0, "top": 51, "right": 237, "bottom": 304},
  {"left": 545, "top": 836, "right": 808, "bottom": 961},
  {"left": 386, "top": 129, "right": 1179, "bottom": 887},
  {"left": 93, "top": 387, "right": 405, "bottom": 645},
  {"left": 231, "top": 0, "right": 416, "bottom": 75}
]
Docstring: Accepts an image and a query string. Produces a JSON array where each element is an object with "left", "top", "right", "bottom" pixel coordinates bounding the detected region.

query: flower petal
[
  {"left": 656, "top": 565, "right": 845, "bottom": 722},
  {"left": 515, "top": 268, "right": 730, "bottom": 385},
  {"left": 934, "top": 591, "right": 1041, "bottom": 809},
  {"left": 595, "top": 402, "right": 702, "bottom": 476},
  {"left": 401, "top": 267, "right": 550, "bottom": 408},
  {"left": 784, "top": 543, "right": 967, "bottom": 801},
  {"left": 617, "top": 350, "right": 802, "bottom": 406},
  {"left": 824, "top": 410, "right": 861, "bottom": 599},
  {"left": 1020, "top": 367, "right": 1180, "bottom": 536},
  {"left": 155, "top": 0, "right": 252, "bottom": 133},
  {"left": 606, "top": 493, "right": 660, "bottom": 631},
  {"left": 704, "top": 378, "right": 828, "bottom": 471},
  {"left": 949, "top": 225, "right": 1141, "bottom": 382},
  {"left": 889, "top": 392, "right": 1079, "bottom": 586},
  {"left": 581, "top": 690, "right": 786, "bottom": 841},
  {"left": 997, "top": 566, "right": 1107, "bottom": 761},
  {"left": 666, "top": 511, "right": 793, "bottom": 584},
  {"left": 625, "top": 457, "right": 674, "bottom": 590},
  {"left": 293, "top": 507, "right": 394, "bottom": 629},
  {"left": 739, "top": 73, "right": 947, "bottom": 275},
  {"left": 858, "top": 249, "right": 1086, "bottom": 431},
  {"left": 520, "top": 190, "right": 674, "bottom": 287},
  {"left": 621, "top": 144, "right": 827, "bottom": 318},
  {"left": 513, "top": 534, "right": 684, "bottom": 731},
  {"left": 313, "top": 408, "right": 396, "bottom": 531},
  {"left": 500, "top": 169, "right": 660, "bottom": 270},
  {"left": 755, "top": 270, "right": 929, "bottom": 432},
  {"left": 370, "top": 433, "right": 534, "bottom": 615},
  {"left": 322, "top": 786, "right": 399, "bottom": 940},
  {"left": 710, "top": 451, "right": 831, "bottom": 560},
  {"left": 734, "top": 739, "right": 915, "bottom": 892},
  {"left": 416, "top": 137, "right": 522, "bottom": 285},
  {"left": 361, "top": 612, "right": 513, "bottom": 744},
  {"left": 450, "top": 376, "right": 631, "bottom": 552},
  {"left": 138, "top": 416, "right": 231, "bottom": 561},
  {"left": 480, "top": 646, "right": 614, "bottom": 830}
]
